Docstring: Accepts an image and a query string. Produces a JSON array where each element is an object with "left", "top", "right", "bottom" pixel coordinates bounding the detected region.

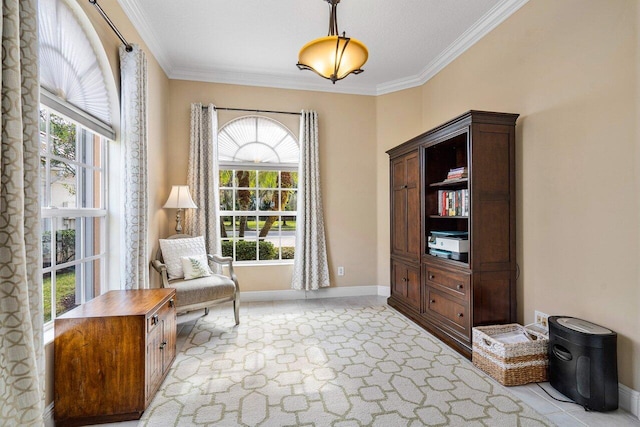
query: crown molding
[
  {"left": 170, "top": 67, "right": 377, "bottom": 96},
  {"left": 375, "top": 0, "right": 529, "bottom": 95},
  {"left": 116, "top": 0, "right": 174, "bottom": 75},
  {"left": 119, "top": 0, "right": 528, "bottom": 96}
]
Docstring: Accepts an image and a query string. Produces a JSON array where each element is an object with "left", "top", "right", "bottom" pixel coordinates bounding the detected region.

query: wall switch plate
[{"left": 337, "top": 266, "right": 344, "bottom": 276}]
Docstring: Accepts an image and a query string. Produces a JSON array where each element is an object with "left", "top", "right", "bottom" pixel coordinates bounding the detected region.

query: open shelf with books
[{"left": 424, "top": 131, "right": 469, "bottom": 267}]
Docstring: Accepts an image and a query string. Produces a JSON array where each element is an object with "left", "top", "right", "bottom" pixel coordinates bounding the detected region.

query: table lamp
[{"left": 163, "top": 185, "right": 197, "bottom": 233}]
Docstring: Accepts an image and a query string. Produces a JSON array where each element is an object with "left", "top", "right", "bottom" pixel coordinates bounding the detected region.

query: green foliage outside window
[
  {"left": 221, "top": 240, "right": 295, "bottom": 261},
  {"left": 42, "top": 229, "right": 76, "bottom": 264}
]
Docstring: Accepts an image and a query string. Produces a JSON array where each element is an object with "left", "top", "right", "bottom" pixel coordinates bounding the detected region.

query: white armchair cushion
[
  {"left": 159, "top": 236, "right": 208, "bottom": 280},
  {"left": 181, "top": 254, "right": 212, "bottom": 280}
]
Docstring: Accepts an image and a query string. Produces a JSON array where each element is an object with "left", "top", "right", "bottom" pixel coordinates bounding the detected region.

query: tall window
[
  {"left": 40, "top": 107, "right": 108, "bottom": 322},
  {"left": 218, "top": 116, "right": 299, "bottom": 263},
  {"left": 38, "top": 0, "right": 116, "bottom": 325}
]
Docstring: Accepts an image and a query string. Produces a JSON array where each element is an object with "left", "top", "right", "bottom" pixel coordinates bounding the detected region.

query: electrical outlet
[
  {"left": 534, "top": 311, "right": 549, "bottom": 330},
  {"left": 337, "top": 266, "right": 345, "bottom": 276}
]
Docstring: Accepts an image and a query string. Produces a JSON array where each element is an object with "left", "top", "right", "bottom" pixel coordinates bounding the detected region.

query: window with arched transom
[{"left": 218, "top": 116, "right": 299, "bottom": 263}]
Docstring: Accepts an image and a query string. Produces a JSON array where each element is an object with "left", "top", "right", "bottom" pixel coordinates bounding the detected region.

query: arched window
[
  {"left": 218, "top": 116, "right": 299, "bottom": 263},
  {"left": 38, "top": 0, "right": 117, "bottom": 324}
]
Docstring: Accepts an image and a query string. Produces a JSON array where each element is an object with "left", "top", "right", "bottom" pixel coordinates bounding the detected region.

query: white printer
[{"left": 428, "top": 231, "right": 469, "bottom": 261}]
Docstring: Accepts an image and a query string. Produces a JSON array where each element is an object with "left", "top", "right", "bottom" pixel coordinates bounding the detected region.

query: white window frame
[
  {"left": 219, "top": 167, "right": 297, "bottom": 265},
  {"left": 40, "top": 105, "right": 108, "bottom": 328}
]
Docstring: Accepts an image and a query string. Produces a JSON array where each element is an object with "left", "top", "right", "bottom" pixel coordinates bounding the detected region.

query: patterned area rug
[{"left": 141, "top": 305, "right": 554, "bottom": 426}]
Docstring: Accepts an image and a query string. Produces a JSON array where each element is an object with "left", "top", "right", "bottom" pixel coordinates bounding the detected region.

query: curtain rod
[
  {"left": 211, "top": 106, "right": 302, "bottom": 116},
  {"left": 89, "top": 0, "right": 133, "bottom": 52}
]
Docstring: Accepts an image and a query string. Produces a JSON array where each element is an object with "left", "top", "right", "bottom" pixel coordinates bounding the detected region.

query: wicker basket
[{"left": 472, "top": 323, "right": 548, "bottom": 386}]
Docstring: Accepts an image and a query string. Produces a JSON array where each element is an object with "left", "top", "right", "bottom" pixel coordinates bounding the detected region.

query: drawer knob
[
  {"left": 159, "top": 341, "right": 167, "bottom": 350},
  {"left": 402, "top": 277, "right": 407, "bottom": 282},
  {"left": 429, "top": 274, "right": 435, "bottom": 280},
  {"left": 152, "top": 314, "right": 159, "bottom": 325},
  {"left": 457, "top": 313, "right": 463, "bottom": 317},
  {"left": 169, "top": 298, "right": 175, "bottom": 308},
  {"left": 456, "top": 284, "right": 463, "bottom": 290},
  {"left": 430, "top": 299, "right": 436, "bottom": 304}
]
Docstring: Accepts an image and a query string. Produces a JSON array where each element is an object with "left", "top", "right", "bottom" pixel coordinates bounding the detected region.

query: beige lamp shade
[
  {"left": 163, "top": 185, "right": 197, "bottom": 209},
  {"left": 164, "top": 185, "right": 197, "bottom": 233},
  {"left": 297, "top": 35, "right": 368, "bottom": 83}
]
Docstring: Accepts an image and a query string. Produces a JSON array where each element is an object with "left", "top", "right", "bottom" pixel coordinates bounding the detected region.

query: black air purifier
[{"left": 548, "top": 316, "right": 618, "bottom": 411}]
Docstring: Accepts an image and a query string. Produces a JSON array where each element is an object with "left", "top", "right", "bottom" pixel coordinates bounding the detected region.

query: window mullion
[{"left": 50, "top": 217, "right": 58, "bottom": 320}]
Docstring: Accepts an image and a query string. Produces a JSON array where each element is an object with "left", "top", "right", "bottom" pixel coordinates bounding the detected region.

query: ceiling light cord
[{"left": 328, "top": 0, "right": 339, "bottom": 36}]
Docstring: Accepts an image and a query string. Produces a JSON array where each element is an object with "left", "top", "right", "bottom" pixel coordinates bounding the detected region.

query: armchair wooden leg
[
  {"left": 233, "top": 299, "right": 240, "bottom": 326},
  {"left": 204, "top": 307, "right": 209, "bottom": 316}
]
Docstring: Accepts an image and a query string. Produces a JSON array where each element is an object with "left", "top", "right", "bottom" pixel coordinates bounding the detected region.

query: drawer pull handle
[
  {"left": 457, "top": 313, "right": 463, "bottom": 317},
  {"left": 159, "top": 341, "right": 167, "bottom": 350},
  {"left": 456, "top": 284, "right": 463, "bottom": 290}
]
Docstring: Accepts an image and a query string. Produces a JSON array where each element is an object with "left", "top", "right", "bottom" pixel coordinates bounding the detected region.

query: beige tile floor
[{"left": 88, "top": 296, "right": 639, "bottom": 427}]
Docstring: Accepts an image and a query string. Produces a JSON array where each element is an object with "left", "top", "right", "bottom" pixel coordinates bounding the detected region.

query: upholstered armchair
[{"left": 151, "top": 234, "right": 239, "bottom": 325}]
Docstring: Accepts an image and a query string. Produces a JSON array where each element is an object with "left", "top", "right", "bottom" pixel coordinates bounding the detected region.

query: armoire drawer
[
  {"left": 425, "top": 287, "right": 470, "bottom": 334},
  {"left": 425, "top": 265, "right": 469, "bottom": 300}
]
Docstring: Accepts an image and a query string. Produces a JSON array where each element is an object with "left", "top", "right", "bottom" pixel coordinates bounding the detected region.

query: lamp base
[{"left": 175, "top": 208, "right": 183, "bottom": 233}]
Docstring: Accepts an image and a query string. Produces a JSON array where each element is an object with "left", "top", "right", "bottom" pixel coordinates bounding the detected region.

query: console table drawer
[{"left": 147, "top": 296, "right": 174, "bottom": 333}]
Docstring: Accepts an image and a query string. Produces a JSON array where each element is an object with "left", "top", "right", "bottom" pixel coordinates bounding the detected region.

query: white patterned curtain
[
  {"left": 185, "top": 104, "right": 221, "bottom": 259},
  {"left": 120, "top": 44, "right": 148, "bottom": 289},
  {"left": 0, "top": 0, "right": 45, "bottom": 423},
  {"left": 291, "top": 111, "right": 330, "bottom": 290}
]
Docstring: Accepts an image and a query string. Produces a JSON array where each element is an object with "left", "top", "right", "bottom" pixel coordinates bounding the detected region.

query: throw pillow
[
  {"left": 159, "top": 236, "right": 208, "bottom": 280},
  {"left": 181, "top": 254, "right": 213, "bottom": 280}
]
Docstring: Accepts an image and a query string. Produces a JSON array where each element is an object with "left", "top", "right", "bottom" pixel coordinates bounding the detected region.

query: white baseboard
[
  {"left": 620, "top": 383, "right": 640, "bottom": 419},
  {"left": 240, "top": 285, "right": 384, "bottom": 302},
  {"left": 377, "top": 285, "right": 391, "bottom": 297},
  {"left": 44, "top": 401, "right": 54, "bottom": 427}
]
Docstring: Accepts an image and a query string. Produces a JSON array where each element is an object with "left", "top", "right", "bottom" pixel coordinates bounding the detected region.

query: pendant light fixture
[{"left": 297, "top": 0, "right": 368, "bottom": 84}]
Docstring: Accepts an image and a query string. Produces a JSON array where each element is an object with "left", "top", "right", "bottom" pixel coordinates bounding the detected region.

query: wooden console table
[{"left": 54, "top": 289, "right": 177, "bottom": 426}]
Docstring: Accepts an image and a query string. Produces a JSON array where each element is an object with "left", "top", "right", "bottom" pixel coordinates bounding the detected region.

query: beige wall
[
  {"left": 163, "top": 81, "right": 378, "bottom": 291},
  {"left": 376, "top": 0, "right": 639, "bottom": 389}
]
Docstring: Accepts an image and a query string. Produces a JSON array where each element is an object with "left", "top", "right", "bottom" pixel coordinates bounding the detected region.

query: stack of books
[{"left": 445, "top": 166, "right": 468, "bottom": 181}]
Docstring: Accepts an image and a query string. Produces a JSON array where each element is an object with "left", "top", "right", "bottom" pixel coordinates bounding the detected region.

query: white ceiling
[{"left": 117, "top": 0, "right": 528, "bottom": 96}]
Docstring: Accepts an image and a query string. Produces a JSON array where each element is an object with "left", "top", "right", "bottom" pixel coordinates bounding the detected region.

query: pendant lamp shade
[{"left": 297, "top": 0, "right": 368, "bottom": 84}]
